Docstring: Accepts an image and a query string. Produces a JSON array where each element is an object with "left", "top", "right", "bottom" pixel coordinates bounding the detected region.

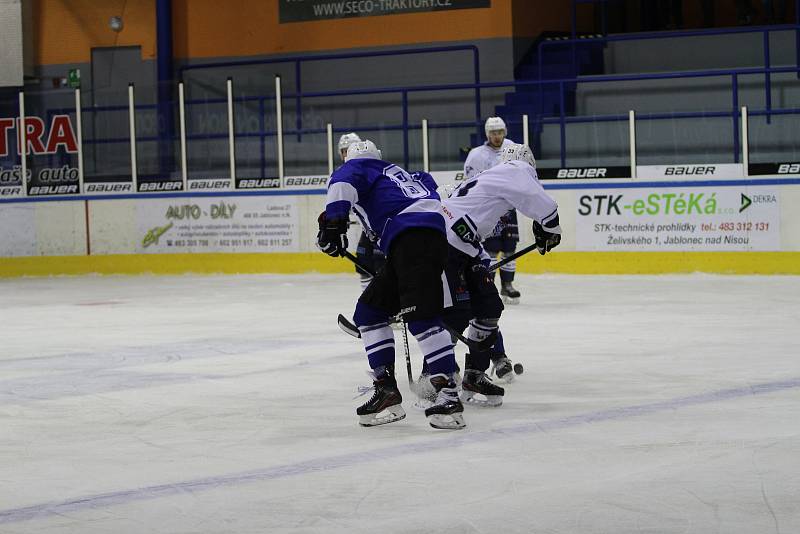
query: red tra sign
[{"left": 0, "top": 115, "right": 78, "bottom": 157}]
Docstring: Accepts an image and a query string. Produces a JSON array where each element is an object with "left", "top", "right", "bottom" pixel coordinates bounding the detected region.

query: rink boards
[{"left": 1, "top": 165, "right": 799, "bottom": 276}]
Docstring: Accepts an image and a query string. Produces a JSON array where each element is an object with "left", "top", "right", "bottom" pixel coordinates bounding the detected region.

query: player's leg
[
  {"left": 489, "top": 330, "right": 520, "bottom": 382},
  {"left": 392, "top": 228, "right": 465, "bottom": 429},
  {"left": 415, "top": 252, "right": 471, "bottom": 398},
  {"left": 460, "top": 255, "right": 506, "bottom": 406},
  {"left": 499, "top": 210, "right": 521, "bottom": 304},
  {"left": 352, "top": 261, "right": 405, "bottom": 427}
]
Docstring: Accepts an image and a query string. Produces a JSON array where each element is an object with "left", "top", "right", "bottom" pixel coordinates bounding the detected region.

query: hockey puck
[{"left": 513, "top": 363, "right": 524, "bottom": 375}]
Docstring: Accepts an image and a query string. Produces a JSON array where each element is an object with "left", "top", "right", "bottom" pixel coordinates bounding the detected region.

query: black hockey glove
[
  {"left": 316, "top": 212, "right": 348, "bottom": 257},
  {"left": 532, "top": 220, "right": 561, "bottom": 255},
  {"left": 470, "top": 251, "right": 492, "bottom": 273}
]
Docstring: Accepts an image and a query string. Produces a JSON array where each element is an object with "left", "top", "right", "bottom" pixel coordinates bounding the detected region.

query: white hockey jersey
[
  {"left": 463, "top": 138, "right": 515, "bottom": 180},
  {"left": 442, "top": 160, "right": 561, "bottom": 257}
]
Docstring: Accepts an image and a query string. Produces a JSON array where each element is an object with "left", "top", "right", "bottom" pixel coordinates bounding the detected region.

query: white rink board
[{"left": 1, "top": 171, "right": 800, "bottom": 257}]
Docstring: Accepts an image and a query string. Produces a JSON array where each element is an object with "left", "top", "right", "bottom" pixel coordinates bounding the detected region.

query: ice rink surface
[{"left": 1, "top": 272, "right": 799, "bottom": 533}]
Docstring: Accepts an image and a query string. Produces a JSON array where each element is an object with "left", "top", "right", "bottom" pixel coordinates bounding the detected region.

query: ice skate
[
  {"left": 412, "top": 367, "right": 462, "bottom": 410},
  {"left": 490, "top": 355, "right": 515, "bottom": 383},
  {"left": 424, "top": 374, "right": 466, "bottom": 430},
  {"left": 461, "top": 369, "right": 504, "bottom": 407},
  {"left": 357, "top": 370, "right": 406, "bottom": 427},
  {"left": 500, "top": 281, "right": 520, "bottom": 305},
  {"left": 411, "top": 373, "right": 437, "bottom": 409}
]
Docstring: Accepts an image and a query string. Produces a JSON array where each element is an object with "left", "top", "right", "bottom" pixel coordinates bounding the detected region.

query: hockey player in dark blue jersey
[
  {"left": 337, "top": 133, "right": 387, "bottom": 290},
  {"left": 317, "top": 140, "right": 465, "bottom": 430}
]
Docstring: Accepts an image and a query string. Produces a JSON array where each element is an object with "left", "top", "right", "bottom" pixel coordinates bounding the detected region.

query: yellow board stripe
[
  {"left": 515, "top": 252, "right": 800, "bottom": 275},
  {"left": 1, "top": 252, "right": 799, "bottom": 277}
]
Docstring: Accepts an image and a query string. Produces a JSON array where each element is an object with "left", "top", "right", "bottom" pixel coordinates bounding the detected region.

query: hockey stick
[
  {"left": 398, "top": 315, "right": 414, "bottom": 388},
  {"left": 487, "top": 242, "right": 539, "bottom": 272},
  {"left": 338, "top": 252, "right": 496, "bottom": 352}
]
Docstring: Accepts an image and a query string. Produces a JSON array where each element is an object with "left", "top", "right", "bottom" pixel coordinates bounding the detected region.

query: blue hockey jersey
[{"left": 325, "top": 158, "right": 445, "bottom": 254}]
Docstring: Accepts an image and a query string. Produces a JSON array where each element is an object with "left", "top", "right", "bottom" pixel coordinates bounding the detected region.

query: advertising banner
[
  {"left": 749, "top": 162, "right": 800, "bottom": 176},
  {"left": 186, "top": 178, "right": 234, "bottom": 192},
  {"left": 283, "top": 175, "right": 329, "bottom": 189},
  {"left": 136, "top": 197, "right": 299, "bottom": 253},
  {"left": 538, "top": 166, "right": 630, "bottom": 180},
  {"left": 0, "top": 115, "right": 80, "bottom": 197},
  {"left": 636, "top": 163, "right": 743, "bottom": 179},
  {"left": 279, "top": 0, "right": 490, "bottom": 23},
  {"left": 137, "top": 177, "right": 184, "bottom": 193},
  {"left": 576, "top": 186, "right": 780, "bottom": 251}
]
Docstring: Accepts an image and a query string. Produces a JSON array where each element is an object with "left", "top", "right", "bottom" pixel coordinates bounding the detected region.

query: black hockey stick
[
  {"left": 338, "top": 252, "right": 496, "bottom": 352},
  {"left": 488, "top": 242, "right": 539, "bottom": 272}
]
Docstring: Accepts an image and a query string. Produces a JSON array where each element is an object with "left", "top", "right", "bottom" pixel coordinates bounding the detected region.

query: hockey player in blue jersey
[
  {"left": 336, "top": 133, "right": 387, "bottom": 291},
  {"left": 316, "top": 140, "right": 466, "bottom": 430}
]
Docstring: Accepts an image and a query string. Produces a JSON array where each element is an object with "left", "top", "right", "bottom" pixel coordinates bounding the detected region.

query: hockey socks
[
  {"left": 354, "top": 302, "right": 395, "bottom": 370},
  {"left": 408, "top": 319, "right": 457, "bottom": 376}
]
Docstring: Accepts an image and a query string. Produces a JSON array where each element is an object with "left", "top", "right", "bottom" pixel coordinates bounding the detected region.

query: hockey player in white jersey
[
  {"left": 441, "top": 143, "right": 561, "bottom": 391},
  {"left": 464, "top": 117, "right": 523, "bottom": 305},
  {"left": 463, "top": 117, "right": 515, "bottom": 180}
]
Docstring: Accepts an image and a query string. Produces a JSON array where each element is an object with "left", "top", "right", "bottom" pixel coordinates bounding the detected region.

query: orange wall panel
[
  {"left": 33, "top": 1, "right": 568, "bottom": 67},
  {"left": 33, "top": 0, "right": 156, "bottom": 65}
]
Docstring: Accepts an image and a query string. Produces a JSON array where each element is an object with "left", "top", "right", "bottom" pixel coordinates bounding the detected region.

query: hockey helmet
[
  {"left": 499, "top": 143, "right": 536, "bottom": 169},
  {"left": 338, "top": 132, "right": 361, "bottom": 151},
  {"left": 484, "top": 116, "right": 507, "bottom": 137},
  {"left": 345, "top": 140, "right": 382, "bottom": 162}
]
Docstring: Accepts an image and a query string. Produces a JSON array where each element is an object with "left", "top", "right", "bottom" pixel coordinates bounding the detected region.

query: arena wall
[{"left": 2, "top": 167, "right": 798, "bottom": 277}]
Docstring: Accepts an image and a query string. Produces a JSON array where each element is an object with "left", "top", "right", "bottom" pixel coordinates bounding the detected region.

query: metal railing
[
  {"left": 178, "top": 44, "right": 483, "bottom": 143},
  {"left": 536, "top": 24, "right": 800, "bottom": 124},
  {"left": 33, "top": 61, "right": 799, "bottom": 180},
  {"left": 9, "top": 23, "right": 798, "bottom": 192}
]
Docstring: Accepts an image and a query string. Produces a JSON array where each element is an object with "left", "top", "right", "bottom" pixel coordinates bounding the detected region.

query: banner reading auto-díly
[
  {"left": 576, "top": 186, "right": 780, "bottom": 251},
  {"left": 136, "top": 196, "right": 300, "bottom": 254}
]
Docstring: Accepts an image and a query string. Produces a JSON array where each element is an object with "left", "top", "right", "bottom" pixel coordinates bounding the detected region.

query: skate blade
[
  {"left": 359, "top": 405, "right": 406, "bottom": 427},
  {"left": 428, "top": 412, "right": 466, "bottom": 430},
  {"left": 501, "top": 295, "right": 520, "bottom": 305},
  {"left": 460, "top": 391, "right": 503, "bottom": 407}
]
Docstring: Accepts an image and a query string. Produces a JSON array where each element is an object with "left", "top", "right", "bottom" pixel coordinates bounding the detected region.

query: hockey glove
[
  {"left": 471, "top": 249, "right": 492, "bottom": 273},
  {"left": 316, "top": 212, "right": 349, "bottom": 257},
  {"left": 532, "top": 220, "right": 561, "bottom": 255}
]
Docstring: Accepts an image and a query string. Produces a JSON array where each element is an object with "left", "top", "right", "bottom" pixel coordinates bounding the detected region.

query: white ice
[{"left": 1, "top": 273, "right": 799, "bottom": 533}]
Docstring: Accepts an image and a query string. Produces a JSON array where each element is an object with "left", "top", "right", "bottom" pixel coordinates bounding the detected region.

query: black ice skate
[
  {"left": 500, "top": 281, "right": 521, "bottom": 305},
  {"left": 424, "top": 374, "right": 466, "bottom": 430},
  {"left": 357, "top": 369, "right": 406, "bottom": 427},
  {"left": 461, "top": 369, "right": 504, "bottom": 407},
  {"left": 490, "top": 355, "right": 515, "bottom": 383}
]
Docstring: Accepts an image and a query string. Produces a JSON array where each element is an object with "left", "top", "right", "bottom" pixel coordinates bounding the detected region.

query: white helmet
[
  {"left": 499, "top": 143, "right": 536, "bottom": 169},
  {"left": 484, "top": 116, "right": 506, "bottom": 137},
  {"left": 345, "top": 140, "right": 382, "bottom": 162},
  {"left": 338, "top": 132, "right": 361, "bottom": 151}
]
